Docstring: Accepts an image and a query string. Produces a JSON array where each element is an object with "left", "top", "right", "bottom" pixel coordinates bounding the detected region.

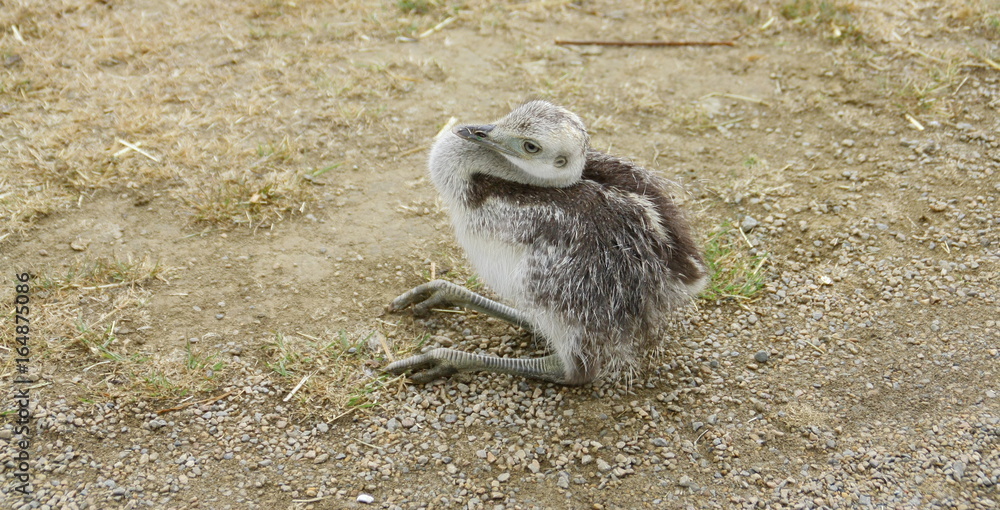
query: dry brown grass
[
  {"left": 0, "top": 0, "right": 475, "bottom": 239},
  {"left": 254, "top": 329, "right": 403, "bottom": 419},
  {"left": 0, "top": 254, "right": 171, "bottom": 395}
]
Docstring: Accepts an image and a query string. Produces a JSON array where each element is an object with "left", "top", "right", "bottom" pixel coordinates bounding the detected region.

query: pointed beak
[{"left": 454, "top": 124, "right": 519, "bottom": 157}]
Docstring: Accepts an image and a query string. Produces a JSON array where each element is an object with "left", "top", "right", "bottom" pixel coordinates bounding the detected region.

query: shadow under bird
[{"left": 386, "top": 100, "right": 708, "bottom": 385}]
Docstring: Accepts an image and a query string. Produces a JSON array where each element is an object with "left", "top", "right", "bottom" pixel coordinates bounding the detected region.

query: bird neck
[
  {"left": 428, "top": 133, "right": 585, "bottom": 206},
  {"left": 428, "top": 132, "right": 520, "bottom": 205}
]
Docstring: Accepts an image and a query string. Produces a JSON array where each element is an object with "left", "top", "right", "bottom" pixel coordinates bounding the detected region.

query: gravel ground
[
  {"left": 3, "top": 1, "right": 1000, "bottom": 509},
  {"left": 7, "top": 206, "right": 1000, "bottom": 509}
]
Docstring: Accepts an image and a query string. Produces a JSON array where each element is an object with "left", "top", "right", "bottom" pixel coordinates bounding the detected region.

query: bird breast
[{"left": 450, "top": 206, "right": 529, "bottom": 305}]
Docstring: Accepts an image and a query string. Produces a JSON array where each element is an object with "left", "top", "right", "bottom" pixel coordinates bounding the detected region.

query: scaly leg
[
  {"left": 386, "top": 280, "right": 598, "bottom": 384},
  {"left": 388, "top": 279, "right": 532, "bottom": 330},
  {"left": 384, "top": 349, "right": 596, "bottom": 385}
]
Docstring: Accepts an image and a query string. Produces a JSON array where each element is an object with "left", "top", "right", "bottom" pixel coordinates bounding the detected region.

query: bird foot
[
  {"left": 384, "top": 348, "right": 459, "bottom": 384},
  {"left": 387, "top": 280, "right": 454, "bottom": 317}
]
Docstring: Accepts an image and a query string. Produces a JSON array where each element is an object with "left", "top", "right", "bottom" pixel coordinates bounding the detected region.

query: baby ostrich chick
[{"left": 386, "top": 100, "right": 708, "bottom": 385}]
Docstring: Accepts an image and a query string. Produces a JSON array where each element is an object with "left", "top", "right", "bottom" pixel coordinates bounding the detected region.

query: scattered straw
[
  {"left": 116, "top": 139, "right": 161, "bottom": 162},
  {"left": 905, "top": 113, "right": 925, "bottom": 131},
  {"left": 377, "top": 333, "right": 394, "bottom": 363},
  {"left": 555, "top": 39, "right": 736, "bottom": 47},
  {"left": 292, "top": 496, "right": 333, "bottom": 503},
  {"left": 83, "top": 360, "right": 113, "bottom": 372},
  {"left": 283, "top": 372, "right": 314, "bottom": 402},
  {"left": 980, "top": 55, "right": 1000, "bottom": 71},
  {"left": 396, "top": 145, "right": 429, "bottom": 158},
  {"left": 156, "top": 390, "right": 234, "bottom": 415},
  {"left": 419, "top": 16, "right": 456, "bottom": 39},
  {"left": 700, "top": 92, "right": 771, "bottom": 106},
  {"left": 435, "top": 117, "right": 458, "bottom": 140},
  {"left": 802, "top": 338, "right": 827, "bottom": 354},
  {"left": 11, "top": 24, "right": 25, "bottom": 43}
]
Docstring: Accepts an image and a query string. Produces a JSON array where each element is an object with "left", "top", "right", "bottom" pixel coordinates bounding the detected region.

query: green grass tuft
[
  {"left": 397, "top": 0, "right": 431, "bottom": 14},
  {"left": 780, "top": 0, "right": 860, "bottom": 40},
  {"left": 701, "top": 220, "right": 769, "bottom": 302}
]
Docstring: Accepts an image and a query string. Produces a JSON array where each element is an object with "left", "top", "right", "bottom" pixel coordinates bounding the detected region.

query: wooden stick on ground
[
  {"left": 157, "top": 390, "right": 234, "bottom": 415},
  {"left": 555, "top": 39, "right": 736, "bottom": 47}
]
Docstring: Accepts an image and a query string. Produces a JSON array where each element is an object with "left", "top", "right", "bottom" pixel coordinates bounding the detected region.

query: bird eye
[
  {"left": 523, "top": 140, "right": 541, "bottom": 154},
  {"left": 554, "top": 156, "right": 567, "bottom": 167}
]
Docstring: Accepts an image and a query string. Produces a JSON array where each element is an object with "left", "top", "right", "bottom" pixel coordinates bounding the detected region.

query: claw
[
  {"left": 384, "top": 349, "right": 458, "bottom": 384},
  {"left": 388, "top": 280, "right": 453, "bottom": 316},
  {"left": 411, "top": 292, "right": 449, "bottom": 316},
  {"left": 389, "top": 288, "right": 423, "bottom": 312},
  {"left": 408, "top": 364, "right": 459, "bottom": 383}
]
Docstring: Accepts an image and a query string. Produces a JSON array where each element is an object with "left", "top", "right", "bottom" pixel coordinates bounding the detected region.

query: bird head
[{"left": 453, "top": 100, "right": 589, "bottom": 187}]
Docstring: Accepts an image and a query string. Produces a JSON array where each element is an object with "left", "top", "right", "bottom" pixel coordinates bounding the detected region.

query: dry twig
[
  {"left": 157, "top": 390, "right": 234, "bottom": 414},
  {"left": 283, "top": 372, "right": 314, "bottom": 402},
  {"left": 555, "top": 39, "right": 735, "bottom": 47}
]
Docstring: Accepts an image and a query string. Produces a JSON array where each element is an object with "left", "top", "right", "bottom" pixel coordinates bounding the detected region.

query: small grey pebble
[
  {"left": 754, "top": 351, "right": 770, "bottom": 363},
  {"left": 741, "top": 216, "right": 759, "bottom": 233},
  {"left": 557, "top": 474, "right": 570, "bottom": 489},
  {"left": 952, "top": 461, "right": 966, "bottom": 480},
  {"left": 650, "top": 438, "right": 669, "bottom": 448},
  {"left": 596, "top": 459, "right": 612, "bottom": 472},
  {"left": 215, "top": 313, "right": 225, "bottom": 320}
]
